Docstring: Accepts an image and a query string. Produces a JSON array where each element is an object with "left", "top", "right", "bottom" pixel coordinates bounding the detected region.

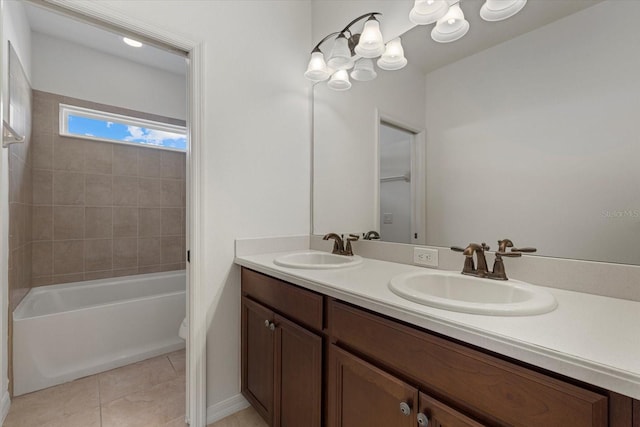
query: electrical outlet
[{"left": 413, "top": 247, "right": 438, "bottom": 267}]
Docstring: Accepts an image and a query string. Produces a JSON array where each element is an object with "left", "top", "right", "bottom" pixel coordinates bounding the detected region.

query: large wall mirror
[{"left": 313, "top": 0, "right": 640, "bottom": 265}]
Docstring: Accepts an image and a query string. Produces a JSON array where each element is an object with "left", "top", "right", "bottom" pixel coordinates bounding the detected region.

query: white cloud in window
[
  {"left": 124, "top": 125, "right": 185, "bottom": 147},
  {"left": 106, "top": 121, "right": 114, "bottom": 128}
]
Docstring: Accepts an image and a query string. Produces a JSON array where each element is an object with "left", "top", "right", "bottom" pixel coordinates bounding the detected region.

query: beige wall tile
[
  {"left": 139, "top": 265, "right": 164, "bottom": 274},
  {"left": 161, "top": 208, "right": 183, "bottom": 236},
  {"left": 85, "top": 173, "right": 113, "bottom": 206},
  {"left": 139, "top": 148, "right": 161, "bottom": 177},
  {"left": 32, "top": 90, "right": 55, "bottom": 133},
  {"left": 139, "top": 208, "right": 161, "bottom": 237},
  {"left": 84, "top": 270, "right": 114, "bottom": 281},
  {"left": 114, "top": 207, "right": 138, "bottom": 237},
  {"left": 113, "top": 145, "right": 138, "bottom": 176},
  {"left": 32, "top": 132, "right": 53, "bottom": 170},
  {"left": 139, "top": 237, "right": 161, "bottom": 266},
  {"left": 160, "top": 151, "right": 185, "bottom": 179},
  {"left": 32, "top": 206, "right": 53, "bottom": 241},
  {"left": 52, "top": 273, "right": 84, "bottom": 284},
  {"left": 85, "top": 141, "right": 113, "bottom": 174},
  {"left": 161, "top": 236, "right": 183, "bottom": 264},
  {"left": 33, "top": 169, "right": 53, "bottom": 205},
  {"left": 54, "top": 136, "right": 85, "bottom": 172},
  {"left": 53, "top": 171, "right": 84, "bottom": 205},
  {"left": 114, "top": 238, "right": 138, "bottom": 268},
  {"left": 85, "top": 239, "right": 113, "bottom": 272},
  {"left": 32, "top": 241, "right": 53, "bottom": 277},
  {"left": 161, "top": 179, "right": 184, "bottom": 207},
  {"left": 139, "top": 178, "right": 162, "bottom": 207},
  {"left": 53, "top": 206, "right": 85, "bottom": 240},
  {"left": 113, "top": 267, "right": 138, "bottom": 277},
  {"left": 53, "top": 240, "right": 84, "bottom": 275},
  {"left": 113, "top": 176, "right": 138, "bottom": 206},
  {"left": 32, "top": 276, "right": 53, "bottom": 287},
  {"left": 85, "top": 207, "right": 113, "bottom": 239}
]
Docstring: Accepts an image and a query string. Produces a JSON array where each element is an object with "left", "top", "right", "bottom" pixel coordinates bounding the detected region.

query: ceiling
[
  {"left": 24, "top": 3, "right": 187, "bottom": 76},
  {"left": 402, "top": 0, "right": 603, "bottom": 74}
]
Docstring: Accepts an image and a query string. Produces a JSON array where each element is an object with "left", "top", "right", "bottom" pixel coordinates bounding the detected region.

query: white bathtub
[{"left": 13, "top": 271, "right": 186, "bottom": 396}]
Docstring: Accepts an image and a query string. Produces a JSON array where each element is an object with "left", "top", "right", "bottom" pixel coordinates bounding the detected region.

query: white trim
[
  {"left": 0, "top": 390, "right": 10, "bottom": 425},
  {"left": 41, "top": 2, "right": 207, "bottom": 426},
  {"left": 206, "top": 394, "right": 250, "bottom": 425}
]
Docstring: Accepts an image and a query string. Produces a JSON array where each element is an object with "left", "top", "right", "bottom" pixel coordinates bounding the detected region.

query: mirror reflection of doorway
[{"left": 379, "top": 122, "right": 415, "bottom": 244}]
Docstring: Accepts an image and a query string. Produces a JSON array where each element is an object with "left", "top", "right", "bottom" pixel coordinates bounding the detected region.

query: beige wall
[{"left": 30, "top": 90, "right": 186, "bottom": 286}]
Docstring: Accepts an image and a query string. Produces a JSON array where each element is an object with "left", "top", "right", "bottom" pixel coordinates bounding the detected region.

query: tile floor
[{"left": 3, "top": 350, "right": 266, "bottom": 427}]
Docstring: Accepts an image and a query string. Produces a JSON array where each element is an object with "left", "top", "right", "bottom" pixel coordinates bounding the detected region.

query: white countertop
[{"left": 235, "top": 250, "right": 640, "bottom": 400}]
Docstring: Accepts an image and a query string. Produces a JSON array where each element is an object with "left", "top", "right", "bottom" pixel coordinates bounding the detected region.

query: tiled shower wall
[{"left": 31, "top": 90, "right": 186, "bottom": 286}]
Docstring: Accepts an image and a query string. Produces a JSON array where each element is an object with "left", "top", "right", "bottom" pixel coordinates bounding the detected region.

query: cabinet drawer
[
  {"left": 330, "top": 300, "right": 608, "bottom": 427},
  {"left": 242, "top": 268, "right": 323, "bottom": 331}
]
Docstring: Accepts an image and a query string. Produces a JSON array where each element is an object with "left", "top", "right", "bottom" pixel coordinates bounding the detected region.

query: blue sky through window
[{"left": 67, "top": 114, "right": 187, "bottom": 150}]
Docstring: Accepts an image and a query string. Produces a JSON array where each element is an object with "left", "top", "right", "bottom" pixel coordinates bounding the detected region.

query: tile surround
[{"left": 30, "top": 91, "right": 187, "bottom": 286}]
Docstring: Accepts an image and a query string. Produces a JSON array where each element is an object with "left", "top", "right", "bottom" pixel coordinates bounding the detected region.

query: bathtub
[{"left": 13, "top": 271, "right": 186, "bottom": 396}]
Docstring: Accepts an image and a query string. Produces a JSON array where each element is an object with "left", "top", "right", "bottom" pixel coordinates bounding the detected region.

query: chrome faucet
[
  {"left": 363, "top": 230, "right": 381, "bottom": 240},
  {"left": 452, "top": 239, "right": 536, "bottom": 280},
  {"left": 323, "top": 233, "right": 359, "bottom": 256}
]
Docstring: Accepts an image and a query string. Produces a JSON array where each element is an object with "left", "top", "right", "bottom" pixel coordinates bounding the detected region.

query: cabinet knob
[
  {"left": 417, "top": 413, "right": 429, "bottom": 426},
  {"left": 399, "top": 402, "right": 411, "bottom": 416},
  {"left": 269, "top": 322, "right": 276, "bottom": 331},
  {"left": 264, "top": 320, "right": 270, "bottom": 328}
]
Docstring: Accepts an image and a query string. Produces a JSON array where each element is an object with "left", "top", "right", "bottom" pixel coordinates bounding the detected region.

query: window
[{"left": 59, "top": 104, "right": 187, "bottom": 151}]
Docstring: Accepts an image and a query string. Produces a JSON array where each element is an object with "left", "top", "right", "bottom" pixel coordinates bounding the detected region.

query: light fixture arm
[
  {"left": 340, "top": 12, "right": 382, "bottom": 35},
  {"left": 311, "top": 31, "right": 341, "bottom": 53}
]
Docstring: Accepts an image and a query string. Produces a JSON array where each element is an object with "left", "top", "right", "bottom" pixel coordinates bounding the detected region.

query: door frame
[
  {"left": 375, "top": 109, "right": 426, "bottom": 245},
  {"left": 29, "top": 1, "right": 207, "bottom": 425}
]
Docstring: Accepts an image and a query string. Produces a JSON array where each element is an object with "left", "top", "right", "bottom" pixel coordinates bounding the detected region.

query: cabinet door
[
  {"left": 418, "top": 392, "right": 486, "bottom": 427},
  {"left": 242, "top": 297, "right": 275, "bottom": 424},
  {"left": 329, "top": 345, "right": 418, "bottom": 427},
  {"left": 274, "top": 314, "right": 322, "bottom": 427}
]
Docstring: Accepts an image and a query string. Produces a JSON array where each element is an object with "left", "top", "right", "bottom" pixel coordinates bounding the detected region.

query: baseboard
[
  {"left": 206, "top": 393, "right": 250, "bottom": 424},
  {"left": 0, "top": 389, "right": 11, "bottom": 425}
]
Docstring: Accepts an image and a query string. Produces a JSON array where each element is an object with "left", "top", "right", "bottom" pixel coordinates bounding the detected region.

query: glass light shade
[
  {"left": 431, "top": 4, "right": 470, "bottom": 43},
  {"left": 376, "top": 38, "right": 408, "bottom": 71},
  {"left": 354, "top": 19, "right": 385, "bottom": 58},
  {"left": 327, "top": 70, "right": 352, "bottom": 91},
  {"left": 350, "top": 58, "right": 377, "bottom": 82},
  {"left": 327, "top": 36, "right": 355, "bottom": 70},
  {"left": 480, "top": 0, "right": 527, "bottom": 21},
  {"left": 304, "top": 51, "right": 330, "bottom": 82},
  {"left": 409, "top": 0, "right": 450, "bottom": 25}
]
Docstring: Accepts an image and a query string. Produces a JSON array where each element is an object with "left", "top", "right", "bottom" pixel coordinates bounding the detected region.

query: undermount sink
[
  {"left": 389, "top": 270, "right": 557, "bottom": 316},
  {"left": 274, "top": 251, "right": 363, "bottom": 269}
]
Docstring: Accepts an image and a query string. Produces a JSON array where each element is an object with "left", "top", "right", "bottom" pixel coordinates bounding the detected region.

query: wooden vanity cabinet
[{"left": 241, "top": 268, "right": 323, "bottom": 427}]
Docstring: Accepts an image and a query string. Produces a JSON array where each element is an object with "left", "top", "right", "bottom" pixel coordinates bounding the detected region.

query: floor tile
[
  {"left": 164, "top": 415, "right": 188, "bottom": 426},
  {"left": 101, "top": 376, "right": 185, "bottom": 427},
  {"left": 168, "top": 349, "right": 185, "bottom": 375},
  {"left": 98, "top": 355, "right": 177, "bottom": 404},
  {"left": 4, "top": 376, "right": 99, "bottom": 427},
  {"left": 207, "top": 406, "right": 268, "bottom": 427}
]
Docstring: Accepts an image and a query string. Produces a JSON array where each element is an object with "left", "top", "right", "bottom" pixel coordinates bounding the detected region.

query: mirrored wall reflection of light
[
  {"left": 327, "top": 34, "right": 355, "bottom": 71},
  {"left": 431, "top": 4, "right": 470, "bottom": 43},
  {"left": 377, "top": 38, "right": 408, "bottom": 71},
  {"left": 305, "top": 51, "right": 331, "bottom": 82},
  {"left": 354, "top": 16, "right": 385, "bottom": 58},
  {"left": 409, "top": 0, "right": 450, "bottom": 25},
  {"left": 480, "top": 0, "right": 527, "bottom": 22},
  {"left": 351, "top": 58, "right": 377, "bottom": 82},
  {"left": 328, "top": 69, "right": 352, "bottom": 91}
]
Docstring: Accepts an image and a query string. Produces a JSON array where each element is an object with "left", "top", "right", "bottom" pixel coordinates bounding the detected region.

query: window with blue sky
[{"left": 60, "top": 104, "right": 187, "bottom": 151}]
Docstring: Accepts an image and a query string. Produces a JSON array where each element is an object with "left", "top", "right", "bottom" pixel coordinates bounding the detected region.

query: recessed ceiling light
[{"left": 123, "top": 37, "right": 143, "bottom": 48}]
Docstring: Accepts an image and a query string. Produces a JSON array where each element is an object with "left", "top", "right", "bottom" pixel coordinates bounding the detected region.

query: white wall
[
  {"left": 425, "top": 0, "right": 640, "bottom": 264},
  {"left": 57, "top": 0, "right": 312, "bottom": 411},
  {"left": 31, "top": 32, "right": 186, "bottom": 120},
  {"left": 1, "top": 0, "right": 32, "bottom": 419},
  {"left": 313, "top": 62, "right": 425, "bottom": 235}
]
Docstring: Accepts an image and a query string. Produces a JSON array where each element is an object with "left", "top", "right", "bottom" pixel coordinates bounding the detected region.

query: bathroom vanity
[{"left": 237, "top": 252, "right": 640, "bottom": 427}]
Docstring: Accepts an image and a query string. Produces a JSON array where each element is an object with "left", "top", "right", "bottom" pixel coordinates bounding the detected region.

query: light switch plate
[
  {"left": 383, "top": 213, "right": 393, "bottom": 224},
  {"left": 414, "top": 247, "right": 438, "bottom": 267}
]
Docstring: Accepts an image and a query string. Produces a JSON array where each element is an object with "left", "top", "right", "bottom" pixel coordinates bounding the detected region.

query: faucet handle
[
  {"left": 496, "top": 251, "right": 522, "bottom": 258},
  {"left": 348, "top": 234, "right": 360, "bottom": 241},
  {"left": 450, "top": 246, "right": 466, "bottom": 253},
  {"left": 512, "top": 247, "right": 537, "bottom": 253}
]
